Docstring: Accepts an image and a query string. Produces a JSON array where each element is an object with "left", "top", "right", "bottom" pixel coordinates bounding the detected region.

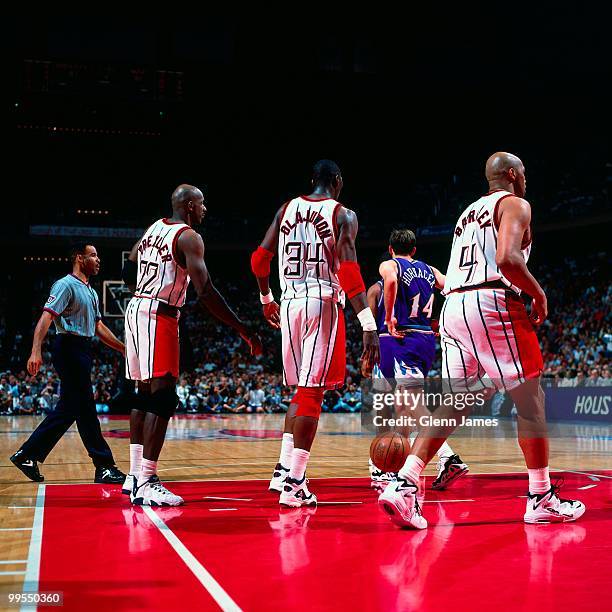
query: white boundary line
[
  {"left": 0, "top": 528, "right": 32, "bottom": 532},
  {"left": 142, "top": 507, "right": 241, "bottom": 612},
  {"left": 0, "top": 560, "right": 27, "bottom": 564},
  {"left": 21, "top": 484, "right": 45, "bottom": 611}
]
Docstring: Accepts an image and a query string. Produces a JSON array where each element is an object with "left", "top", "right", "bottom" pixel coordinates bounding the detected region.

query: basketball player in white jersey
[
  {"left": 250, "top": 160, "right": 380, "bottom": 507},
  {"left": 123, "top": 184, "right": 262, "bottom": 506},
  {"left": 379, "top": 153, "right": 585, "bottom": 528}
]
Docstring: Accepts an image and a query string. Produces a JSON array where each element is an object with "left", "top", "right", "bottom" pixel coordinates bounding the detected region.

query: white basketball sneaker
[
  {"left": 279, "top": 476, "right": 318, "bottom": 508},
  {"left": 131, "top": 475, "right": 184, "bottom": 507},
  {"left": 524, "top": 483, "right": 586, "bottom": 524},
  {"left": 269, "top": 463, "right": 290, "bottom": 493},
  {"left": 378, "top": 476, "right": 427, "bottom": 529},
  {"left": 122, "top": 473, "right": 136, "bottom": 496},
  {"left": 431, "top": 454, "right": 469, "bottom": 490}
]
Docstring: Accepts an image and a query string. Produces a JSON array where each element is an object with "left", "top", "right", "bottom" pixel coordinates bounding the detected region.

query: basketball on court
[{"left": 369, "top": 431, "right": 409, "bottom": 472}]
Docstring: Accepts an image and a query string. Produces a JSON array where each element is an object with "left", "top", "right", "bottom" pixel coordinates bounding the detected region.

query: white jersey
[
  {"left": 134, "top": 218, "right": 191, "bottom": 307},
  {"left": 278, "top": 196, "right": 345, "bottom": 304},
  {"left": 443, "top": 190, "right": 532, "bottom": 295}
]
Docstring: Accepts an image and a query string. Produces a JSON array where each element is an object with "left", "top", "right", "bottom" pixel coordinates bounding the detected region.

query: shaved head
[
  {"left": 485, "top": 152, "right": 524, "bottom": 181},
  {"left": 485, "top": 152, "right": 526, "bottom": 197},
  {"left": 170, "top": 183, "right": 207, "bottom": 226},
  {"left": 171, "top": 184, "right": 204, "bottom": 211}
]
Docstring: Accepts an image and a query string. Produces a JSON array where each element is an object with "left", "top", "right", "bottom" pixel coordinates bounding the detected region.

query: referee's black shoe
[
  {"left": 94, "top": 465, "right": 126, "bottom": 484},
  {"left": 10, "top": 449, "right": 44, "bottom": 482}
]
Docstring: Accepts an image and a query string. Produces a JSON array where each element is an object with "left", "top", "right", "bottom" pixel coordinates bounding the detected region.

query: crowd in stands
[{"left": 1, "top": 252, "right": 609, "bottom": 416}]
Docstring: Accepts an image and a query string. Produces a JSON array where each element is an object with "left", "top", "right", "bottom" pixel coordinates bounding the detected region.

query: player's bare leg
[
  {"left": 379, "top": 400, "right": 462, "bottom": 529},
  {"left": 279, "top": 388, "right": 322, "bottom": 507},
  {"left": 511, "top": 378, "right": 585, "bottom": 523},
  {"left": 131, "top": 375, "right": 183, "bottom": 506},
  {"left": 122, "top": 382, "right": 147, "bottom": 495},
  {"left": 401, "top": 384, "right": 468, "bottom": 490},
  {"left": 269, "top": 402, "right": 298, "bottom": 493}
]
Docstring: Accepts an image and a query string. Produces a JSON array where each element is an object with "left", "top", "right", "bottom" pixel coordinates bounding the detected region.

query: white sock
[
  {"left": 437, "top": 442, "right": 454, "bottom": 460},
  {"left": 289, "top": 448, "right": 310, "bottom": 481},
  {"left": 398, "top": 455, "right": 425, "bottom": 485},
  {"left": 129, "top": 443, "right": 143, "bottom": 476},
  {"left": 279, "top": 433, "right": 294, "bottom": 469},
  {"left": 528, "top": 467, "right": 551, "bottom": 494},
  {"left": 139, "top": 458, "right": 157, "bottom": 485}
]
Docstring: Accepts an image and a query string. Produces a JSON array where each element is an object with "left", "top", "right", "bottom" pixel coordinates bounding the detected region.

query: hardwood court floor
[{"left": 0, "top": 414, "right": 609, "bottom": 610}]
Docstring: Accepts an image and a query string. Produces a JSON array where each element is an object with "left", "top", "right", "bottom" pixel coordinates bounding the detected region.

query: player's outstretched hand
[
  {"left": 386, "top": 316, "right": 405, "bottom": 338},
  {"left": 263, "top": 301, "right": 281, "bottom": 329},
  {"left": 27, "top": 350, "right": 42, "bottom": 376},
  {"left": 530, "top": 291, "right": 548, "bottom": 326},
  {"left": 360, "top": 330, "right": 380, "bottom": 378},
  {"left": 241, "top": 330, "right": 263, "bottom": 356}
]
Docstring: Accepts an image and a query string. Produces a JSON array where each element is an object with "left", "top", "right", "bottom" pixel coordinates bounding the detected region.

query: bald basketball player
[
  {"left": 379, "top": 153, "right": 586, "bottom": 528},
  {"left": 122, "top": 184, "right": 262, "bottom": 506}
]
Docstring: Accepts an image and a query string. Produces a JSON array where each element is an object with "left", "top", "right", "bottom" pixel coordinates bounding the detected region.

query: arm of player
[
  {"left": 121, "top": 240, "right": 140, "bottom": 293},
  {"left": 379, "top": 260, "right": 404, "bottom": 338},
  {"left": 336, "top": 207, "right": 380, "bottom": 375},
  {"left": 96, "top": 320, "right": 125, "bottom": 355},
  {"left": 179, "top": 230, "right": 263, "bottom": 355},
  {"left": 250, "top": 206, "right": 284, "bottom": 330},
  {"left": 495, "top": 197, "right": 547, "bottom": 325},
  {"left": 431, "top": 266, "right": 445, "bottom": 291},
  {"left": 366, "top": 282, "right": 381, "bottom": 318},
  {"left": 27, "top": 311, "right": 54, "bottom": 375}
]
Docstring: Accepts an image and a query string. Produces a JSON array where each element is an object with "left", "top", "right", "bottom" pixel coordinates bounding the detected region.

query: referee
[{"left": 10, "top": 243, "right": 126, "bottom": 484}]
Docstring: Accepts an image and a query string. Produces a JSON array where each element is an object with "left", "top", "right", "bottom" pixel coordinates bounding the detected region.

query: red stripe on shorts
[
  {"left": 506, "top": 294, "right": 543, "bottom": 379},
  {"left": 325, "top": 307, "right": 346, "bottom": 388},
  {"left": 152, "top": 311, "right": 180, "bottom": 378}
]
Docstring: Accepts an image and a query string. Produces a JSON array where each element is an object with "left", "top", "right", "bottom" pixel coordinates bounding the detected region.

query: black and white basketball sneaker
[
  {"left": 279, "top": 476, "right": 317, "bottom": 508},
  {"left": 524, "top": 482, "right": 586, "bottom": 524},
  {"left": 269, "top": 463, "right": 290, "bottom": 493},
  {"left": 131, "top": 475, "right": 184, "bottom": 506},
  {"left": 10, "top": 450, "right": 44, "bottom": 482},
  {"left": 369, "top": 459, "right": 397, "bottom": 491},
  {"left": 431, "top": 454, "right": 469, "bottom": 490}
]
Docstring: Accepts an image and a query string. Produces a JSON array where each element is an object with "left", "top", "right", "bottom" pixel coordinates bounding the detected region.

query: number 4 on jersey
[{"left": 459, "top": 243, "right": 478, "bottom": 283}]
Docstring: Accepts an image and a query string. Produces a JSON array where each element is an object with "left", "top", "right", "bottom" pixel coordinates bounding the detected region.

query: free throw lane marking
[
  {"left": 143, "top": 507, "right": 242, "bottom": 612},
  {"left": 316, "top": 501, "right": 363, "bottom": 505},
  {"left": 21, "top": 484, "right": 46, "bottom": 612},
  {"left": 203, "top": 496, "right": 253, "bottom": 502},
  {"left": 423, "top": 499, "right": 475, "bottom": 503}
]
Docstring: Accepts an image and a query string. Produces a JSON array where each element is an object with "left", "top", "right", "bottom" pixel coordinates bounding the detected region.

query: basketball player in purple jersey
[{"left": 368, "top": 229, "right": 468, "bottom": 489}]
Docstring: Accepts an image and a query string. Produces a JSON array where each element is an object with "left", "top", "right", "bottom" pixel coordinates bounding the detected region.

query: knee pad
[
  {"left": 294, "top": 387, "right": 324, "bottom": 418},
  {"left": 132, "top": 390, "right": 149, "bottom": 413},
  {"left": 146, "top": 388, "right": 179, "bottom": 420}
]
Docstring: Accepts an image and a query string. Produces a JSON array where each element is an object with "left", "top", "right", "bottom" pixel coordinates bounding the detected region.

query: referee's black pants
[{"left": 20, "top": 335, "right": 115, "bottom": 468}]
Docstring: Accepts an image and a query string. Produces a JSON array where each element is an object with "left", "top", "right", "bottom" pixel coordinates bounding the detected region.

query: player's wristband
[
  {"left": 357, "top": 307, "right": 377, "bottom": 332},
  {"left": 260, "top": 290, "right": 275, "bottom": 305}
]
